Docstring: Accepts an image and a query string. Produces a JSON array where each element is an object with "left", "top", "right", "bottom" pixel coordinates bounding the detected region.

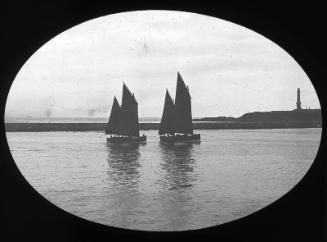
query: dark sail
[
  {"left": 105, "top": 96, "right": 121, "bottom": 134},
  {"left": 159, "top": 90, "right": 175, "bottom": 135},
  {"left": 116, "top": 83, "right": 140, "bottom": 137},
  {"left": 174, "top": 72, "right": 193, "bottom": 134}
]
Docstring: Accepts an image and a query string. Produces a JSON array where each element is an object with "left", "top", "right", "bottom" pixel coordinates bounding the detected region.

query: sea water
[{"left": 5, "top": 128, "right": 321, "bottom": 231}]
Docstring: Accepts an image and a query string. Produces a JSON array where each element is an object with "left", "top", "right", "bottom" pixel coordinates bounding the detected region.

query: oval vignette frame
[{"left": 2, "top": 6, "right": 324, "bottom": 236}]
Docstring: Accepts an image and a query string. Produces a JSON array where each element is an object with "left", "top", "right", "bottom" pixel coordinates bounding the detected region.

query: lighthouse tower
[{"left": 296, "top": 88, "right": 302, "bottom": 110}]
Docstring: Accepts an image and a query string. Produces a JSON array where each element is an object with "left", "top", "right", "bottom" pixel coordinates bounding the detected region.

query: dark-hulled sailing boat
[
  {"left": 159, "top": 72, "right": 200, "bottom": 143},
  {"left": 106, "top": 83, "right": 146, "bottom": 144}
]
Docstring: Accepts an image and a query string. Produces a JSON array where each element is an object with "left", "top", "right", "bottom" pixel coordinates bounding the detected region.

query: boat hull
[
  {"left": 107, "top": 135, "right": 146, "bottom": 144},
  {"left": 160, "top": 134, "right": 201, "bottom": 144}
]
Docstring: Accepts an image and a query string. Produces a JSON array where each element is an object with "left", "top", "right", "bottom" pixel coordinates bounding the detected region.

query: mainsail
[
  {"left": 116, "top": 83, "right": 140, "bottom": 137},
  {"left": 174, "top": 72, "right": 193, "bottom": 134},
  {"left": 159, "top": 90, "right": 175, "bottom": 135},
  {"left": 105, "top": 96, "right": 121, "bottom": 134}
]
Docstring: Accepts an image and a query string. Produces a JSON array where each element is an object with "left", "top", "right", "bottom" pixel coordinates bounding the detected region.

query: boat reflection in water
[
  {"left": 104, "top": 141, "right": 199, "bottom": 230},
  {"left": 104, "top": 143, "right": 145, "bottom": 228},
  {"left": 159, "top": 143, "right": 197, "bottom": 191},
  {"left": 157, "top": 143, "right": 199, "bottom": 230},
  {"left": 106, "top": 143, "right": 143, "bottom": 188}
]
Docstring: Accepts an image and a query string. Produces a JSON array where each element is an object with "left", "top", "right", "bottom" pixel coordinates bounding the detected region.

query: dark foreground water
[{"left": 6, "top": 129, "right": 321, "bottom": 231}]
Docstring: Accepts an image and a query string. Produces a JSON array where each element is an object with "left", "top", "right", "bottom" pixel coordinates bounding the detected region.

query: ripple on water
[{"left": 6, "top": 129, "right": 321, "bottom": 231}]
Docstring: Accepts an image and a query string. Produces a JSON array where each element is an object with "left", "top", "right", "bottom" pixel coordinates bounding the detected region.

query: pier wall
[{"left": 4, "top": 121, "right": 321, "bottom": 132}]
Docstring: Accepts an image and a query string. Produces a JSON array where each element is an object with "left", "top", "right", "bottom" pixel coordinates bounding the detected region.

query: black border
[{"left": 1, "top": 1, "right": 326, "bottom": 242}]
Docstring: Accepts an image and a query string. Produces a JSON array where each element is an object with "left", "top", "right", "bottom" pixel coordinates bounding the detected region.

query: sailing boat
[
  {"left": 106, "top": 83, "right": 146, "bottom": 144},
  {"left": 159, "top": 72, "right": 200, "bottom": 143}
]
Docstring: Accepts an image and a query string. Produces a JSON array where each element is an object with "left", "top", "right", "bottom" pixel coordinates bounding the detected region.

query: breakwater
[{"left": 4, "top": 121, "right": 321, "bottom": 132}]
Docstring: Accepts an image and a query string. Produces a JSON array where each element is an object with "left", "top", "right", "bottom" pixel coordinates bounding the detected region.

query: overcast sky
[{"left": 5, "top": 10, "right": 320, "bottom": 119}]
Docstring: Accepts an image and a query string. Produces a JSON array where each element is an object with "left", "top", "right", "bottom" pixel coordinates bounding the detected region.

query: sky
[{"left": 5, "top": 10, "right": 321, "bottom": 120}]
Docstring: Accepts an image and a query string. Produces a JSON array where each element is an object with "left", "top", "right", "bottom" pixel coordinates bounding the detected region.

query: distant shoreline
[{"left": 5, "top": 121, "right": 321, "bottom": 132}]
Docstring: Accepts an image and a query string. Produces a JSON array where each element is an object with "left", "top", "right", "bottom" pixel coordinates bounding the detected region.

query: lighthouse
[{"left": 296, "top": 88, "right": 302, "bottom": 110}]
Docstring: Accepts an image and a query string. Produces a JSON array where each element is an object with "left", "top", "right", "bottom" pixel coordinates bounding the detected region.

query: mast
[
  {"left": 159, "top": 89, "right": 175, "bottom": 135},
  {"left": 116, "top": 83, "right": 140, "bottom": 137},
  {"left": 105, "top": 96, "right": 121, "bottom": 134},
  {"left": 174, "top": 72, "right": 193, "bottom": 134}
]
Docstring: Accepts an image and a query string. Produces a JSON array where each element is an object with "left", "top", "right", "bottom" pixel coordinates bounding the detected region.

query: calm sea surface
[{"left": 6, "top": 129, "right": 321, "bottom": 231}]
